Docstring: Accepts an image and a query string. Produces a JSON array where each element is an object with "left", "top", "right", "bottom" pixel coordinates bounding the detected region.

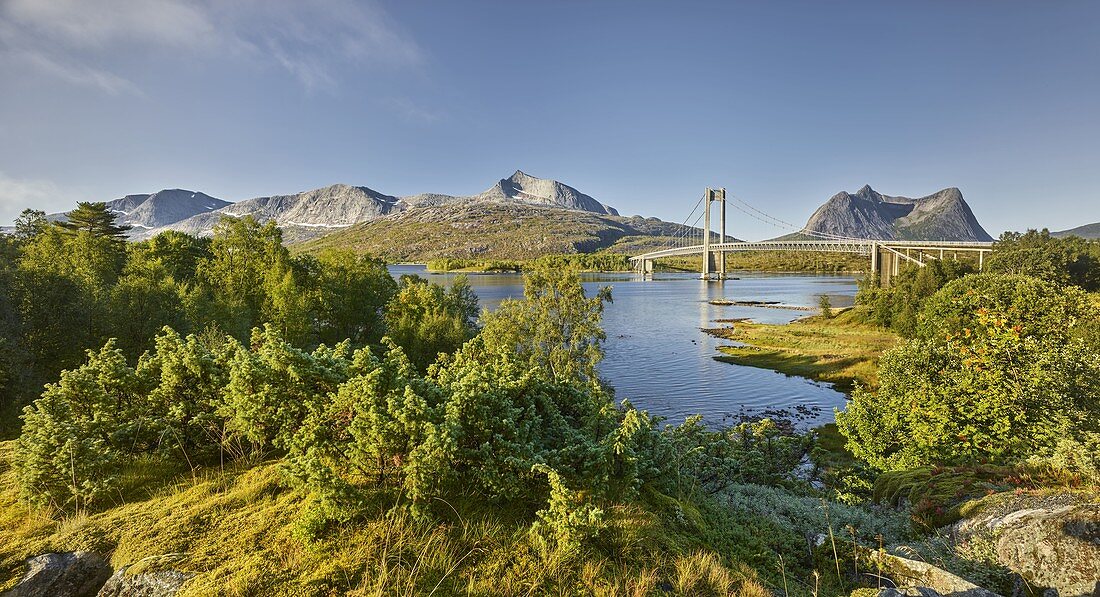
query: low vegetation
[
  {"left": 709, "top": 308, "right": 898, "bottom": 390},
  {"left": 4, "top": 205, "right": 1100, "bottom": 595},
  {"left": 292, "top": 203, "right": 691, "bottom": 262},
  {"left": 653, "top": 251, "right": 869, "bottom": 274},
  {"left": 427, "top": 253, "right": 633, "bottom": 273}
]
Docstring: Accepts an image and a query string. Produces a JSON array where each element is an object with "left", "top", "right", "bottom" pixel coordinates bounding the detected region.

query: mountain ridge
[
  {"left": 144, "top": 170, "right": 621, "bottom": 241},
  {"left": 47, "top": 189, "right": 230, "bottom": 231},
  {"left": 1052, "top": 222, "right": 1100, "bottom": 239},
  {"left": 781, "top": 185, "right": 993, "bottom": 242}
]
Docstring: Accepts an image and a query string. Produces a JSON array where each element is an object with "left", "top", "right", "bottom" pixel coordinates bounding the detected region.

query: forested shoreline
[{"left": 2, "top": 206, "right": 1099, "bottom": 595}]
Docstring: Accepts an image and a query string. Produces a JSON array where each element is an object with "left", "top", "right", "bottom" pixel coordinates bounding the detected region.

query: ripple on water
[{"left": 390, "top": 266, "right": 857, "bottom": 428}]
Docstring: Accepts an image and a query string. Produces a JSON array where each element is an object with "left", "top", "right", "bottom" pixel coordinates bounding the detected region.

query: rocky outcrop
[
  {"left": 143, "top": 170, "right": 623, "bottom": 242},
  {"left": 789, "top": 185, "right": 993, "bottom": 242},
  {"left": 1, "top": 552, "right": 112, "bottom": 597},
  {"left": 474, "top": 170, "right": 619, "bottom": 215},
  {"left": 863, "top": 551, "right": 1003, "bottom": 597},
  {"left": 48, "top": 190, "right": 230, "bottom": 238},
  {"left": 956, "top": 501, "right": 1100, "bottom": 597},
  {"left": 96, "top": 567, "right": 192, "bottom": 597},
  {"left": 145, "top": 183, "right": 400, "bottom": 241}
]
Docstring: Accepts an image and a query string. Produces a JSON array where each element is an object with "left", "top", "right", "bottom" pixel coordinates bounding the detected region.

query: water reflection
[{"left": 389, "top": 266, "right": 858, "bottom": 427}]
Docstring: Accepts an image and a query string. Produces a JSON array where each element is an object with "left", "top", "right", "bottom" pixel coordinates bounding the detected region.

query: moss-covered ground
[
  {"left": 708, "top": 308, "right": 899, "bottom": 391},
  {"left": 0, "top": 440, "right": 829, "bottom": 596}
]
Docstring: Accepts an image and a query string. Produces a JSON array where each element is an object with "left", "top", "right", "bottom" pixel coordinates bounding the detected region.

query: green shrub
[
  {"left": 873, "top": 465, "right": 1089, "bottom": 531},
  {"left": 839, "top": 275, "right": 1100, "bottom": 471}
]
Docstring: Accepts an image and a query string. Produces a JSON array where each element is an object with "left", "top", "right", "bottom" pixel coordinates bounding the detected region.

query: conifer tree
[{"left": 61, "top": 202, "right": 132, "bottom": 239}]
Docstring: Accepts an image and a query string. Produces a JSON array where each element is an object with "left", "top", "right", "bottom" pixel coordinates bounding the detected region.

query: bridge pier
[{"left": 701, "top": 187, "right": 727, "bottom": 280}]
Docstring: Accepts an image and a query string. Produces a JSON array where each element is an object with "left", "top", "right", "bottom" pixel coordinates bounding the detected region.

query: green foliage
[
  {"left": 60, "top": 202, "right": 131, "bottom": 239},
  {"left": 12, "top": 209, "right": 47, "bottom": 242},
  {"left": 718, "top": 483, "right": 910, "bottom": 547},
  {"left": 15, "top": 341, "right": 144, "bottom": 511},
  {"left": 0, "top": 209, "right": 399, "bottom": 433},
  {"left": 839, "top": 275, "right": 1100, "bottom": 472},
  {"left": 478, "top": 264, "right": 611, "bottom": 385},
  {"left": 196, "top": 217, "right": 294, "bottom": 340},
  {"left": 135, "top": 328, "right": 233, "bottom": 464},
  {"left": 856, "top": 258, "right": 973, "bottom": 336},
  {"left": 222, "top": 325, "right": 350, "bottom": 455},
  {"left": 426, "top": 258, "right": 522, "bottom": 272},
  {"left": 817, "top": 293, "right": 833, "bottom": 318},
  {"left": 916, "top": 272, "right": 1098, "bottom": 343},
  {"left": 653, "top": 416, "right": 813, "bottom": 495},
  {"left": 287, "top": 340, "right": 440, "bottom": 502},
  {"left": 988, "top": 229, "right": 1100, "bottom": 290},
  {"left": 383, "top": 275, "right": 478, "bottom": 371},
  {"left": 873, "top": 465, "right": 1089, "bottom": 531},
  {"left": 426, "top": 254, "right": 632, "bottom": 273},
  {"left": 530, "top": 464, "right": 606, "bottom": 554},
  {"left": 534, "top": 253, "right": 632, "bottom": 272},
  {"left": 312, "top": 249, "right": 397, "bottom": 346}
]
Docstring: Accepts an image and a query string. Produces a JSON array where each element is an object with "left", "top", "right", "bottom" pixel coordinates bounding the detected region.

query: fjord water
[{"left": 391, "top": 266, "right": 857, "bottom": 427}]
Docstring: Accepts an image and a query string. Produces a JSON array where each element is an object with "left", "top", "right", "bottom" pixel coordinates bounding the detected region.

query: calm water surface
[{"left": 390, "top": 265, "right": 858, "bottom": 427}]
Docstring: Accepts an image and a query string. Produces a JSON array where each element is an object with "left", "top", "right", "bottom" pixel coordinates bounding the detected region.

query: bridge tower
[{"left": 701, "top": 187, "right": 727, "bottom": 280}]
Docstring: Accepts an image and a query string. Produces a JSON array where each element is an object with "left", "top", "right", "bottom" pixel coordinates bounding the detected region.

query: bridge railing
[{"left": 629, "top": 239, "right": 994, "bottom": 263}]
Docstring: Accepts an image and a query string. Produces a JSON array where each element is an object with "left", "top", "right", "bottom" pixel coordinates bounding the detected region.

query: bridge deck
[{"left": 629, "top": 240, "right": 993, "bottom": 262}]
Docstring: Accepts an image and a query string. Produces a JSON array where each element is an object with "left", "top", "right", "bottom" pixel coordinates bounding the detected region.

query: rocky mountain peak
[
  {"left": 790, "top": 185, "right": 992, "bottom": 241},
  {"left": 476, "top": 170, "right": 619, "bottom": 216}
]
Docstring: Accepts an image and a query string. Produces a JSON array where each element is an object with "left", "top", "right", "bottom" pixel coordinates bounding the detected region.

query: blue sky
[{"left": 1, "top": 0, "right": 1098, "bottom": 239}]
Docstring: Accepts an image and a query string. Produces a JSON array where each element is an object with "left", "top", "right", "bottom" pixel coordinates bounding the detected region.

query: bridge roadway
[{"left": 629, "top": 239, "right": 995, "bottom": 286}]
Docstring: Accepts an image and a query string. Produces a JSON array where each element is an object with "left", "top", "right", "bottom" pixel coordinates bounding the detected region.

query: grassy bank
[
  {"left": 708, "top": 308, "right": 898, "bottom": 391},
  {"left": 0, "top": 441, "right": 790, "bottom": 596}
]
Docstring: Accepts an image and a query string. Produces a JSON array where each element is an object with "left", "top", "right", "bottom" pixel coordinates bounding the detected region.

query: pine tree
[{"left": 61, "top": 202, "right": 131, "bottom": 239}]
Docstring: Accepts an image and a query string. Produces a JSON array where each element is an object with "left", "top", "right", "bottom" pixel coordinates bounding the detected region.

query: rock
[
  {"left": 96, "top": 567, "right": 193, "bottom": 597},
  {"left": 990, "top": 503, "right": 1100, "bottom": 597},
  {"left": 864, "top": 550, "right": 1002, "bottom": 597},
  {"left": 787, "top": 185, "right": 993, "bottom": 242},
  {"left": 877, "top": 589, "right": 944, "bottom": 597},
  {"left": 1, "top": 552, "right": 112, "bottom": 597}
]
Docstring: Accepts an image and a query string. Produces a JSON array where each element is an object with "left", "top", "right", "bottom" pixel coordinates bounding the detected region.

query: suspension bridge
[{"left": 629, "top": 188, "right": 994, "bottom": 287}]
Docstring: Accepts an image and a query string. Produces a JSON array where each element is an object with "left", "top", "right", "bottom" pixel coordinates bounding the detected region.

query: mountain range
[
  {"left": 30, "top": 175, "right": 1008, "bottom": 258},
  {"left": 783, "top": 185, "right": 993, "bottom": 242},
  {"left": 133, "top": 170, "right": 619, "bottom": 242}
]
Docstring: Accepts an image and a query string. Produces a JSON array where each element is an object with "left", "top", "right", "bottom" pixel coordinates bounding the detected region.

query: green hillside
[
  {"left": 292, "top": 202, "right": 707, "bottom": 261},
  {"left": 1053, "top": 222, "right": 1100, "bottom": 239}
]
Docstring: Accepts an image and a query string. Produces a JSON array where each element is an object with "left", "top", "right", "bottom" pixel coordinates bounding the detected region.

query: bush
[
  {"left": 384, "top": 275, "right": 479, "bottom": 371},
  {"left": 856, "top": 259, "right": 973, "bottom": 335},
  {"left": 987, "top": 229, "right": 1100, "bottom": 291},
  {"left": 15, "top": 341, "right": 142, "bottom": 511},
  {"left": 839, "top": 274, "right": 1100, "bottom": 472},
  {"left": 917, "top": 273, "right": 1097, "bottom": 343}
]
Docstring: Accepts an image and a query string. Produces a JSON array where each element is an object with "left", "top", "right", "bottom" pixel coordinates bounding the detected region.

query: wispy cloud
[
  {"left": 382, "top": 97, "right": 443, "bottom": 124},
  {"left": 0, "top": 172, "right": 72, "bottom": 224},
  {"left": 0, "top": 0, "right": 424, "bottom": 93}
]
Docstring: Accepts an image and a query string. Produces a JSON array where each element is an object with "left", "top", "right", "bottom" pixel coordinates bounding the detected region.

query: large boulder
[
  {"left": 863, "top": 551, "right": 1002, "bottom": 597},
  {"left": 988, "top": 503, "right": 1100, "bottom": 597},
  {"left": 1, "top": 552, "right": 112, "bottom": 597},
  {"left": 96, "top": 567, "right": 193, "bottom": 597}
]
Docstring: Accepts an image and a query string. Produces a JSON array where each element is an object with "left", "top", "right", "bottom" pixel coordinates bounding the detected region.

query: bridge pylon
[{"left": 701, "top": 187, "right": 727, "bottom": 280}]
